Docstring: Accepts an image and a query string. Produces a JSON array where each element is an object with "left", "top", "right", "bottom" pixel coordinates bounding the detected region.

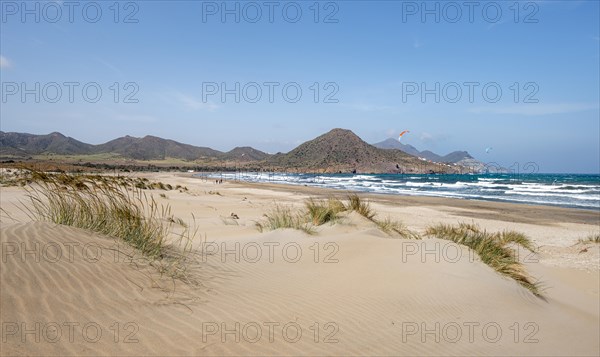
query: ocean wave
[{"left": 203, "top": 173, "right": 600, "bottom": 210}]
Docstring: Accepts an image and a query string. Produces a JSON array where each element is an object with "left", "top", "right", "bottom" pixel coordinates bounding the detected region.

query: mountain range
[
  {"left": 373, "top": 138, "right": 474, "bottom": 163},
  {"left": 372, "top": 138, "right": 491, "bottom": 172},
  {"left": 0, "top": 129, "right": 483, "bottom": 173},
  {"left": 0, "top": 131, "right": 249, "bottom": 161}
]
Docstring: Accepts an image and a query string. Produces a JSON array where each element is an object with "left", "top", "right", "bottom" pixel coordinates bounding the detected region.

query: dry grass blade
[
  {"left": 426, "top": 223, "right": 542, "bottom": 297},
  {"left": 18, "top": 171, "right": 200, "bottom": 283},
  {"left": 256, "top": 194, "right": 417, "bottom": 239},
  {"left": 376, "top": 217, "right": 421, "bottom": 239},
  {"left": 346, "top": 194, "right": 376, "bottom": 220},
  {"left": 497, "top": 230, "right": 537, "bottom": 252},
  {"left": 579, "top": 234, "right": 600, "bottom": 244},
  {"left": 255, "top": 204, "right": 315, "bottom": 235},
  {"left": 305, "top": 197, "right": 345, "bottom": 226}
]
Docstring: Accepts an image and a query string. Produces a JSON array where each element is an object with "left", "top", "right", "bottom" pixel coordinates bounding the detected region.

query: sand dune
[{"left": 1, "top": 174, "right": 598, "bottom": 356}]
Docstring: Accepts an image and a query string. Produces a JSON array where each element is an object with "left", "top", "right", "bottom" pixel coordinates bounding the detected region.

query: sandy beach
[{"left": 1, "top": 172, "right": 599, "bottom": 356}]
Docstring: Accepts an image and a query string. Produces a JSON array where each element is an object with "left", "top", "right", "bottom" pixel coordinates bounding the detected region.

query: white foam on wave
[{"left": 204, "top": 173, "right": 600, "bottom": 209}]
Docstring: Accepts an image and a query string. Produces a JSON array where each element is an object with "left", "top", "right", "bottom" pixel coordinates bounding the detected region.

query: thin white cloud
[
  {"left": 486, "top": 20, "right": 505, "bottom": 31},
  {"left": 174, "top": 92, "right": 219, "bottom": 111},
  {"left": 469, "top": 103, "right": 599, "bottom": 116},
  {"left": 420, "top": 132, "right": 433, "bottom": 142},
  {"left": 343, "top": 103, "right": 396, "bottom": 113},
  {"left": 95, "top": 57, "right": 122, "bottom": 76},
  {"left": 114, "top": 114, "right": 157, "bottom": 123},
  {"left": 0, "top": 55, "right": 11, "bottom": 68},
  {"left": 419, "top": 132, "right": 449, "bottom": 145}
]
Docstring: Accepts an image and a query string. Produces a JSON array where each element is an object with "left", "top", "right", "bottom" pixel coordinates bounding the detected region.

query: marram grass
[
  {"left": 256, "top": 194, "right": 419, "bottom": 239},
  {"left": 346, "top": 194, "right": 376, "bottom": 220},
  {"left": 426, "top": 223, "right": 543, "bottom": 297},
  {"left": 17, "top": 172, "right": 199, "bottom": 283},
  {"left": 579, "top": 234, "right": 600, "bottom": 244},
  {"left": 305, "top": 197, "right": 346, "bottom": 226},
  {"left": 376, "top": 216, "right": 421, "bottom": 239},
  {"left": 255, "top": 204, "right": 315, "bottom": 235}
]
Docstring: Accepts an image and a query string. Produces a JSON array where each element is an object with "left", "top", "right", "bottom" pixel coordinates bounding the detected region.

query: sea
[{"left": 203, "top": 172, "right": 600, "bottom": 210}]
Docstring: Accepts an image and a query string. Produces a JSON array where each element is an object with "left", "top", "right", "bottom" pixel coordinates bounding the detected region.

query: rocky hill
[
  {"left": 219, "top": 147, "right": 271, "bottom": 162},
  {"left": 0, "top": 131, "right": 93, "bottom": 156},
  {"left": 266, "top": 129, "right": 454, "bottom": 173},
  {"left": 93, "top": 135, "right": 221, "bottom": 161}
]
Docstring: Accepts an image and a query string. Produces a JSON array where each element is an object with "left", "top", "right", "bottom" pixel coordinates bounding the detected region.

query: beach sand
[{"left": 1, "top": 173, "right": 599, "bottom": 356}]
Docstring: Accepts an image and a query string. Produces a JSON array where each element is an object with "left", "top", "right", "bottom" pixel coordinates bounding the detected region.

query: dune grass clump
[
  {"left": 426, "top": 223, "right": 542, "bottom": 297},
  {"left": 25, "top": 178, "right": 170, "bottom": 258},
  {"left": 579, "top": 234, "right": 600, "bottom": 244},
  {"left": 346, "top": 194, "right": 376, "bottom": 220},
  {"left": 255, "top": 194, "right": 420, "bottom": 239},
  {"left": 497, "top": 230, "right": 537, "bottom": 252},
  {"left": 175, "top": 184, "right": 189, "bottom": 192},
  {"left": 0, "top": 166, "right": 186, "bottom": 195},
  {"left": 305, "top": 198, "right": 346, "bottom": 226},
  {"left": 19, "top": 173, "right": 199, "bottom": 282},
  {"left": 255, "top": 205, "right": 315, "bottom": 235},
  {"left": 376, "top": 217, "right": 421, "bottom": 239},
  {"left": 345, "top": 194, "right": 420, "bottom": 239}
]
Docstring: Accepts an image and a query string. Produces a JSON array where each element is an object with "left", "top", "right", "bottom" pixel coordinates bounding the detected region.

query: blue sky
[{"left": 1, "top": 0, "right": 599, "bottom": 173}]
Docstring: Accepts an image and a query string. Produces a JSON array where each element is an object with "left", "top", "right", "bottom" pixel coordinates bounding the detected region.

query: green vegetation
[
  {"left": 0, "top": 169, "right": 188, "bottom": 193},
  {"left": 497, "top": 230, "right": 537, "bottom": 252},
  {"left": 579, "top": 234, "right": 600, "bottom": 244},
  {"left": 13, "top": 171, "right": 199, "bottom": 283},
  {"left": 426, "top": 223, "right": 542, "bottom": 297},
  {"left": 345, "top": 194, "right": 420, "bottom": 239},
  {"left": 305, "top": 198, "right": 346, "bottom": 225},
  {"left": 32, "top": 152, "right": 123, "bottom": 162},
  {"left": 346, "top": 193, "right": 376, "bottom": 220},
  {"left": 376, "top": 216, "right": 421, "bottom": 239},
  {"left": 255, "top": 194, "right": 420, "bottom": 239},
  {"left": 255, "top": 205, "right": 315, "bottom": 235}
]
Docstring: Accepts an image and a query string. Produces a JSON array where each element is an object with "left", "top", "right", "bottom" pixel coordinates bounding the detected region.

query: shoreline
[
  {"left": 192, "top": 171, "right": 600, "bottom": 212},
  {"left": 188, "top": 175, "right": 600, "bottom": 226}
]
